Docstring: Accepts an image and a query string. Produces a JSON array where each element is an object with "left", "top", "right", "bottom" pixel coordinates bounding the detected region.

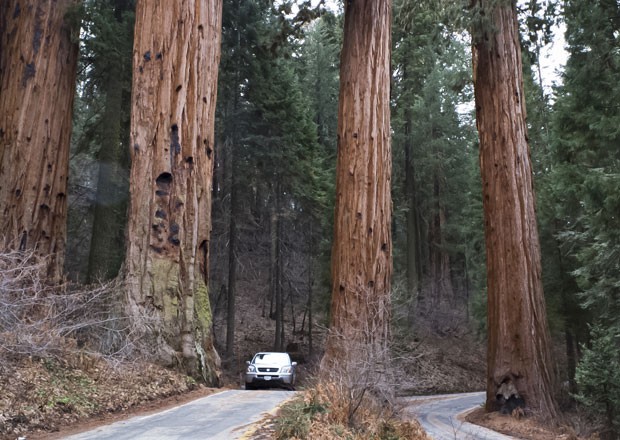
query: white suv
[{"left": 244, "top": 352, "right": 297, "bottom": 390}]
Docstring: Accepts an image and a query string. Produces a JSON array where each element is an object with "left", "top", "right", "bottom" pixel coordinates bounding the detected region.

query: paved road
[
  {"left": 404, "top": 392, "right": 518, "bottom": 440},
  {"left": 63, "top": 390, "right": 294, "bottom": 440}
]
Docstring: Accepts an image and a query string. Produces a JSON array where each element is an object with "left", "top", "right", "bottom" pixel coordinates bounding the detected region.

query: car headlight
[
  {"left": 281, "top": 366, "right": 293, "bottom": 374},
  {"left": 247, "top": 365, "right": 256, "bottom": 373}
]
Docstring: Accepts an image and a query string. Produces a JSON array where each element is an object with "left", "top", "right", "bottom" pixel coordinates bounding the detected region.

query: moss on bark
[
  {"left": 144, "top": 258, "right": 220, "bottom": 385},
  {"left": 194, "top": 281, "right": 220, "bottom": 385}
]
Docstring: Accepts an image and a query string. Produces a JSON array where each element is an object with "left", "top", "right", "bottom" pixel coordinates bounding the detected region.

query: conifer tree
[
  {"left": 471, "top": 0, "right": 559, "bottom": 418},
  {"left": 551, "top": 0, "right": 620, "bottom": 425},
  {"left": 124, "top": 0, "right": 222, "bottom": 381},
  {"left": 212, "top": 0, "right": 333, "bottom": 356},
  {"left": 392, "top": 0, "right": 477, "bottom": 324},
  {"left": 79, "top": 0, "right": 135, "bottom": 282},
  {"left": 551, "top": 0, "right": 620, "bottom": 323},
  {"left": 320, "top": 0, "right": 392, "bottom": 402}
]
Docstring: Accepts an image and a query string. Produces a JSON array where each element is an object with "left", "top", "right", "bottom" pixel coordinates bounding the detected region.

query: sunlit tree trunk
[
  {"left": 320, "top": 0, "right": 392, "bottom": 380},
  {"left": 124, "top": 0, "right": 222, "bottom": 383},
  {"left": 0, "top": 0, "right": 79, "bottom": 281},
  {"left": 472, "top": 0, "right": 559, "bottom": 419}
]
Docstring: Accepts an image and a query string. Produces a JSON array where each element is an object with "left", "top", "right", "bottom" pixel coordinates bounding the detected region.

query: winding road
[
  {"left": 62, "top": 390, "right": 294, "bottom": 440},
  {"left": 60, "top": 389, "right": 516, "bottom": 440},
  {"left": 404, "top": 392, "right": 517, "bottom": 440}
]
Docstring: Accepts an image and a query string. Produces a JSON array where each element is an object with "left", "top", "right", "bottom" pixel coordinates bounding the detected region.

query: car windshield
[{"left": 252, "top": 353, "right": 290, "bottom": 365}]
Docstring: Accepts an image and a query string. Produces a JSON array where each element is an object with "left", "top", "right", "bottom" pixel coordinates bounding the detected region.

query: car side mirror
[
  {"left": 246, "top": 361, "right": 250, "bottom": 365},
  {"left": 292, "top": 362, "right": 297, "bottom": 366}
]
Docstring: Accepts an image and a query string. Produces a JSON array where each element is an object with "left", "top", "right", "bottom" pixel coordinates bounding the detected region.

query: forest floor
[
  {"left": 0, "top": 356, "right": 220, "bottom": 440},
  {"left": 0, "top": 337, "right": 594, "bottom": 440},
  {"left": 0, "top": 311, "right": 599, "bottom": 440},
  {"left": 464, "top": 408, "right": 586, "bottom": 440}
]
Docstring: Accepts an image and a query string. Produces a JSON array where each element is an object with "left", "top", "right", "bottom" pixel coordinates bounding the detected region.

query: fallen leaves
[{"left": 0, "top": 357, "right": 199, "bottom": 439}]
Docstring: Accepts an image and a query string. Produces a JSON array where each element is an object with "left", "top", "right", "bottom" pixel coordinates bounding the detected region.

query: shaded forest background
[{"left": 1, "top": 0, "right": 620, "bottom": 436}]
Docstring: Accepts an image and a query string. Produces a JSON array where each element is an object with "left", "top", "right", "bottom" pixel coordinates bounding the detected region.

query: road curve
[
  {"left": 404, "top": 392, "right": 518, "bottom": 440},
  {"left": 63, "top": 389, "right": 294, "bottom": 440}
]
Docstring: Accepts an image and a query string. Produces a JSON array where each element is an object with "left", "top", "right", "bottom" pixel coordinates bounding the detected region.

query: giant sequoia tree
[
  {"left": 320, "top": 0, "right": 392, "bottom": 383},
  {"left": 0, "top": 0, "right": 79, "bottom": 280},
  {"left": 124, "top": 0, "right": 222, "bottom": 382},
  {"left": 472, "top": 0, "right": 558, "bottom": 418}
]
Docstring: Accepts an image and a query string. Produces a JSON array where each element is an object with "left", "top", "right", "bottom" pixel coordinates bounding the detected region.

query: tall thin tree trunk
[
  {"left": 124, "top": 0, "right": 222, "bottom": 383},
  {"left": 274, "top": 182, "right": 284, "bottom": 351},
  {"left": 225, "top": 138, "right": 237, "bottom": 361},
  {"left": 0, "top": 0, "right": 79, "bottom": 280},
  {"left": 472, "top": 1, "right": 559, "bottom": 419},
  {"left": 306, "top": 274, "right": 314, "bottom": 356},
  {"left": 428, "top": 172, "right": 454, "bottom": 315},
  {"left": 320, "top": 0, "right": 392, "bottom": 383},
  {"left": 278, "top": 209, "right": 285, "bottom": 349},
  {"left": 269, "top": 202, "right": 277, "bottom": 319},
  {"left": 404, "top": 110, "right": 421, "bottom": 316},
  {"left": 555, "top": 229, "right": 581, "bottom": 393}
]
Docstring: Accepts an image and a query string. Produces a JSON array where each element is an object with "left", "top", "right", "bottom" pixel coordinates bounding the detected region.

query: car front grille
[{"left": 258, "top": 367, "right": 279, "bottom": 373}]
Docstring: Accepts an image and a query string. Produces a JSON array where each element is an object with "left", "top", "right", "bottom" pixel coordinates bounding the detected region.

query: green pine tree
[
  {"left": 66, "top": 0, "right": 134, "bottom": 282},
  {"left": 551, "top": 0, "right": 620, "bottom": 325},
  {"left": 575, "top": 324, "right": 620, "bottom": 436},
  {"left": 392, "top": 0, "right": 479, "bottom": 328},
  {"left": 549, "top": 0, "right": 620, "bottom": 419}
]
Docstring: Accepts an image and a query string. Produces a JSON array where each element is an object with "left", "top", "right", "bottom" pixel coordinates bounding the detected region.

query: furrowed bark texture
[
  {"left": 472, "top": 2, "right": 558, "bottom": 419},
  {"left": 125, "top": 0, "right": 222, "bottom": 383},
  {"left": 321, "top": 0, "right": 392, "bottom": 378},
  {"left": 0, "top": 0, "right": 79, "bottom": 280}
]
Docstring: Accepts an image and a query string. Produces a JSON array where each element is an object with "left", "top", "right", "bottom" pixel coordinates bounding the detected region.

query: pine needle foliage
[{"left": 574, "top": 324, "right": 620, "bottom": 436}]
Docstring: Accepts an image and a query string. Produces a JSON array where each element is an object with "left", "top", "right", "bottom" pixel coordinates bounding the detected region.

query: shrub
[
  {"left": 0, "top": 250, "right": 139, "bottom": 366},
  {"left": 274, "top": 384, "right": 429, "bottom": 440},
  {"left": 275, "top": 392, "right": 328, "bottom": 439},
  {"left": 574, "top": 324, "right": 620, "bottom": 438}
]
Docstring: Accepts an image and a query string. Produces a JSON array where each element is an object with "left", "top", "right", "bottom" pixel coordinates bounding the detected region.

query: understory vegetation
[
  {"left": 274, "top": 384, "right": 430, "bottom": 440},
  {"left": 0, "top": 252, "right": 206, "bottom": 439}
]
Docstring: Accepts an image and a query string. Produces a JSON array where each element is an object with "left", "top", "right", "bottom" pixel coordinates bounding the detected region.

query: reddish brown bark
[
  {"left": 472, "top": 1, "right": 559, "bottom": 419},
  {"left": 124, "top": 0, "right": 222, "bottom": 382},
  {"left": 320, "top": 0, "right": 392, "bottom": 378},
  {"left": 0, "top": 0, "right": 79, "bottom": 280}
]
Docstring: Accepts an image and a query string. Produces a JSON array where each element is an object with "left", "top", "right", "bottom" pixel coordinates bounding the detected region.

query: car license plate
[{"left": 264, "top": 376, "right": 271, "bottom": 381}]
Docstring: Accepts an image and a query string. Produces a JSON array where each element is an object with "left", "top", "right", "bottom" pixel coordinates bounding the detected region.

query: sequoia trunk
[
  {"left": 124, "top": 0, "right": 222, "bottom": 383},
  {"left": 472, "top": 1, "right": 559, "bottom": 418},
  {"left": 320, "top": 0, "right": 392, "bottom": 380},
  {"left": 0, "top": 0, "right": 79, "bottom": 280}
]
